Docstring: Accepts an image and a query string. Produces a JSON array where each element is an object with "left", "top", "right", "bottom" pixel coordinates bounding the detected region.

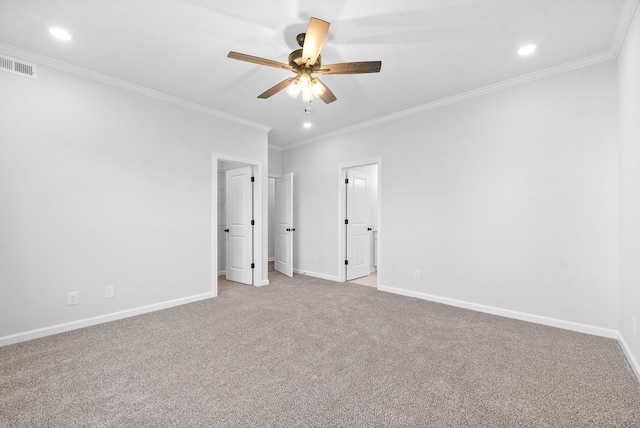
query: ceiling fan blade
[
  {"left": 316, "top": 61, "right": 382, "bottom": 75},
  {"left": 257, "top": 77, "right": 296, "bottom": 99},
  {"left": 314, "top": 78, "right": 337, "bottom": 104},
  {"left": 228, "top": 52, "right": 294, "bottom": 71},
  {"left": 301, "top": 17, "right": 330, "bottom": 66}
]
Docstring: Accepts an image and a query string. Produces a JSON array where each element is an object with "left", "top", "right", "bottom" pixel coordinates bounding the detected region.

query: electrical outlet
[
  {"left": 105, "top": 285, "right": 115, "bottom": 299},
  {"left": 414, "top": 270, "right": 421, "bottom": 280},
  {"left": 633, "top": 316, "right": 636, "bottom": 337},
  {"left": 67, "top": 291, "right": 78, "bottom": 306}
]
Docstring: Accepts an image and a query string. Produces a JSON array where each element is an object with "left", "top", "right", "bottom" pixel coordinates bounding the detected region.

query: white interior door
[
  {"left": 275, "top": 173, "right": 293, "bottom": 277},
  {"left": 225, "top": 166, "right": 253, "bottom": 285},
  {"left": 346, "top": 171, "right": 371, "bottom": 280}
]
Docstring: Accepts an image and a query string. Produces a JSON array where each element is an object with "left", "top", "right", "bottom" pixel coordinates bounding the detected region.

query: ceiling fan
[{"left": 227, "top": 17, "right": 382, "bottom": 104}]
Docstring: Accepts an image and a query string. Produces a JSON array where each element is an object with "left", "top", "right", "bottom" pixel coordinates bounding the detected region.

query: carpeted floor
[{"left": 1, "top": 272, "right": 639, "bottom": 427}]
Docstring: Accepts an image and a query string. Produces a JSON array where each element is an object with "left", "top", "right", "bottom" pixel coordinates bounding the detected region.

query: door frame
[
  {"left": 337, "top": 158, "right": 382, "bottom": 286},
  {"left": 212, "top": 153, "right": 265, "bottom": 297}
]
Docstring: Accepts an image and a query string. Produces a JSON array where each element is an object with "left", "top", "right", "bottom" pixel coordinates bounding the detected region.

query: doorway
[
  {"left": 224, "top": 165, "right": 254, "bottom": 284},
  {"left": 274, "top": 173, "right": 294, "bottom": 277},
  {"left": 214, "top": 154, "right": 264, "bottom": 295},
  {"left": 338, "top": 159, "right": 381, "bottom": 287},
  {"left": 268, "top": 176, "right": 276, "bottom": 267},
  {"left": 268, "top": 173, "right": 294, "bottom": 278}
]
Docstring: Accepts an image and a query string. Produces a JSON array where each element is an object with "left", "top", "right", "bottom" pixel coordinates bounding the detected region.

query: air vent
[{"left": 0, "top": 55, "right": 37, "bottom": 80}]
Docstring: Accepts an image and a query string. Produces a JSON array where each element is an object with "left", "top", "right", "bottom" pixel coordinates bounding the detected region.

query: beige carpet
[{"left": 1, "top": 273, "right": 639, "bottom": 427}]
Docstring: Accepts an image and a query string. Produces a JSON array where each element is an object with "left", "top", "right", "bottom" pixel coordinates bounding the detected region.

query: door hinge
[
  {"left": 251, "top": 176, "right": 255, "bottom": 182},
  {"left": 345, "top": 219, "right": 349, "bottom": 225},
  {"left": 251, "top": 263, "right": 255, "bottom": 269},
  {"left": 345, "top": 260, "right": 349, "bottom": 265},
  {"left": 251, "top": 220, "right": 255, "bottom": 226}
]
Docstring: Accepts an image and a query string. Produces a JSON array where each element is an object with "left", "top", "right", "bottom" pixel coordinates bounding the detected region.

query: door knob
[
  {"left": 224, "top": 229, "right": 229, "bottom": 233},
  {"left": 367, "top": 227, "right": 372, "bottom": 231}
]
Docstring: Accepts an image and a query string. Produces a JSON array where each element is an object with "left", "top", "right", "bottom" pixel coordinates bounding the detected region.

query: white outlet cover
[{"left": 67, "top": 291, "right": 78, "bottom": 305}]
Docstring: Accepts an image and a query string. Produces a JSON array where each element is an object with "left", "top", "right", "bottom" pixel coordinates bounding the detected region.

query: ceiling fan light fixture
[
  {"left": 286, "top": 80, "right": 301, "bottom": 98},
  {"left": 311, "top": 79, "right": 325, "bottom": 97},
  {"left": 299, "top": 73, "right": 311, "bottom": 89},
  {"left": 227, "top": 17, "right": 381, "bottom": 105},
  {"left": 301, "top": 87, "right": 314, "bottom": 103}
]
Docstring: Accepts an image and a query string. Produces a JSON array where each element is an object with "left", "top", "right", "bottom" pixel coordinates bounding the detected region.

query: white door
[
  {"left": 225, "top": 166, "right": 253, "bottom": 285},
  {"left": 346, "top": 171, "right": 371, "bottom": 280},
  {"left": 275, "top": 173, "right": 293, "bottom": 277}
]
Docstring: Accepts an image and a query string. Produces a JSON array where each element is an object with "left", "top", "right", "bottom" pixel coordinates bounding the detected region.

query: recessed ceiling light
[
  {"left": 303, "top": 122, "right": 312, "bottom": 129},
  {"left": 518, "top": 44, "right": 536, "bottom": 56},
  {"left": 49, "top": 28, "right": 72, "bottom": 41}
]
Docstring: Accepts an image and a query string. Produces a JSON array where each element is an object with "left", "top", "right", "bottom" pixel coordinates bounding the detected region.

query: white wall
[
  {"left": 283, "top": 60, "right": 619, "bottom": 332},
  {"left": 268, "top": 147, "right": 282, "bottom": 176},
  {"left": 618, "top": 5, "right": 640, "bottom": 374},
  {"left": 0, "top": 64, "right": 268, "bottom": 342}
]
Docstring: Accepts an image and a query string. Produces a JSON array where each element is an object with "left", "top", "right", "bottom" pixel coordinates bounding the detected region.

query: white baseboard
[
  {"left": 378, "top": 285, "right": 619, "bottom": 339},
  {"left": 293, "top": 269, "right": 340, "bottom": 282},
  {"left": 0, "top": 292, "right": 215, "bottom": 347},
  {"left": 618, "top": 333, "right": 640, "bottom": 383}
]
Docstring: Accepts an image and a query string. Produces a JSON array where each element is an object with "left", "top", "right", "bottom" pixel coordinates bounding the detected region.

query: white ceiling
[{"left": 0, "top": 0, "right": 636, "bottom": 149}]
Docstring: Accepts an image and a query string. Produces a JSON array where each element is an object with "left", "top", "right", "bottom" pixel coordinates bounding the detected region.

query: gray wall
[
  {"left": 618, "top": 6, "right": 640, "bottom": 375},
  {"left": 283, "top": 60, "right": 619, "bottom": 335},
  {"left": 0, "top": 64, "right": 268, "bottom": 342}
]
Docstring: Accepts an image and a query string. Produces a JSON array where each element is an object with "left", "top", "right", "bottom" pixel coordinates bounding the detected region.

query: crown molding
[
  {"left": 611, "top": 0, "right": 640, "bottom": 55},
  {"left": 0, "top": 43, "right": 271, "bottom": 133},
  {"left": 282, "top": 50, "right": 616, "bottom": 151}
]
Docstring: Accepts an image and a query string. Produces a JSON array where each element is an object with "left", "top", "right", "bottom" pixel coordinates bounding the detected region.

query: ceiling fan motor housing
[{"left": 288, "top": 49, "right": 321, "bottom": 68}]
